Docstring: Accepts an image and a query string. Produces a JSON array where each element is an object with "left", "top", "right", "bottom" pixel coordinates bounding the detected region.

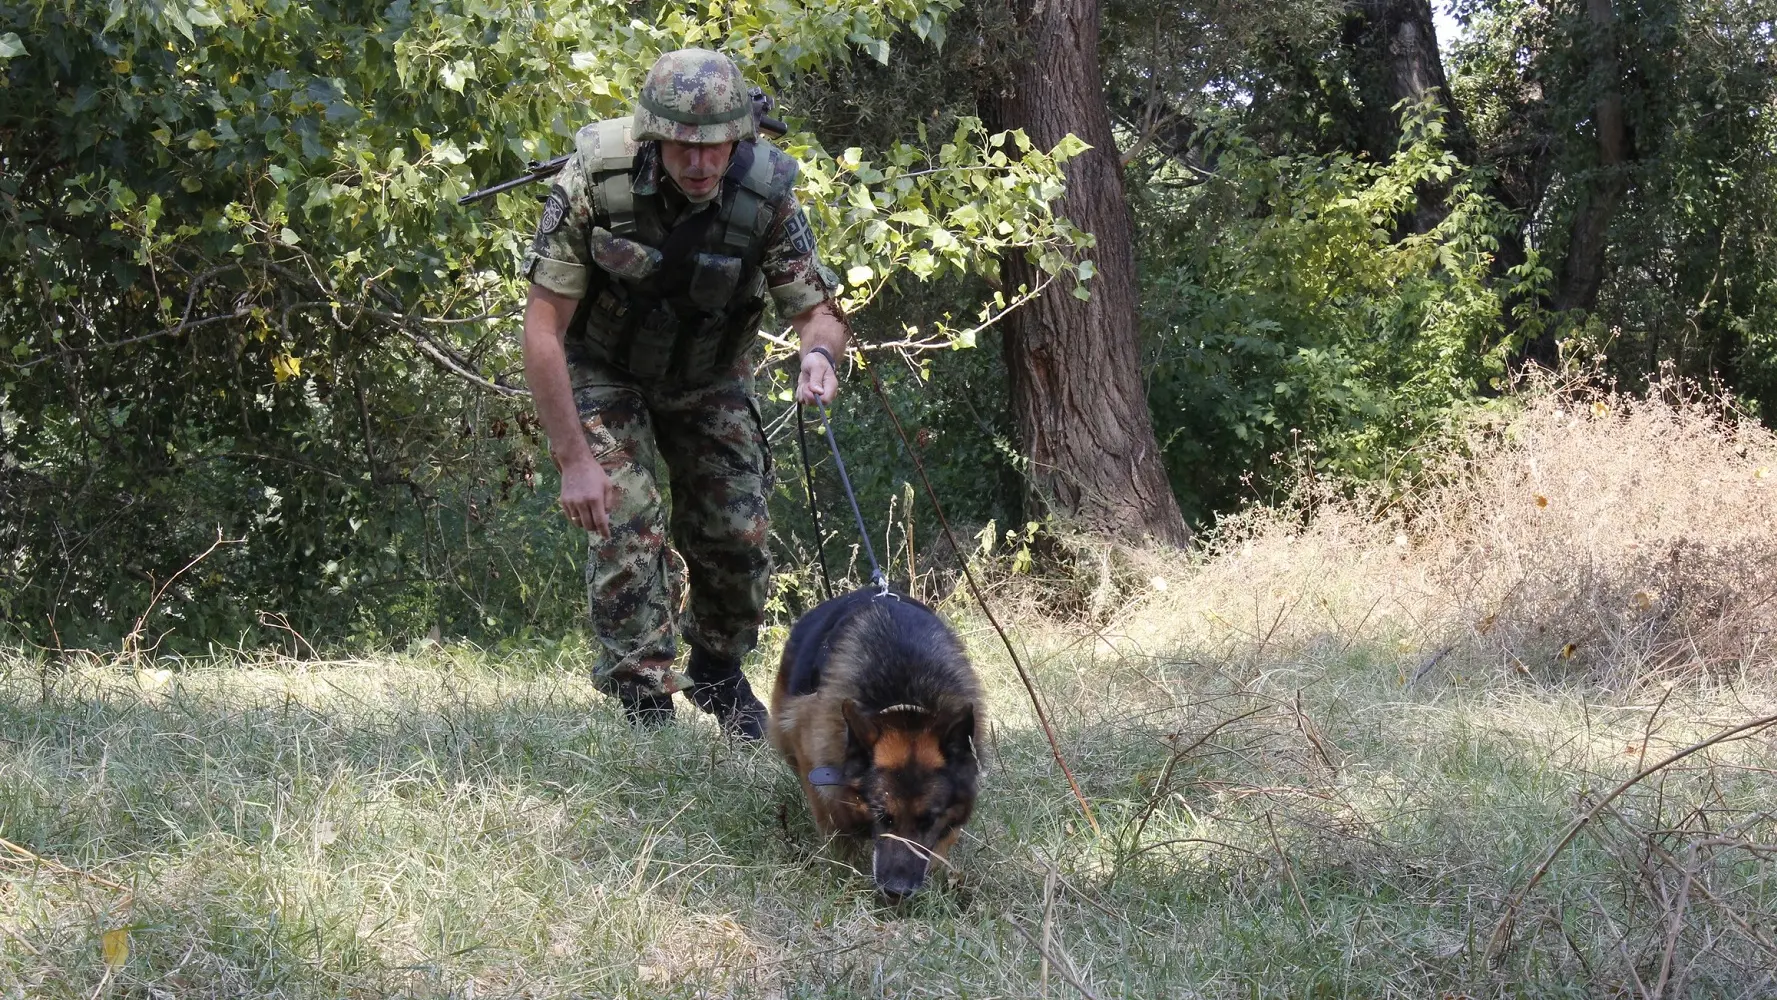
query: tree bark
[
  {"left": 1342, "top": 0, "right": 1471, "bottom": 233},
  {"left": 1553, "top": 0, "right": 1628, "bottom": 314},
  {"left": 980, "top": 0, "right": 1189, "bottom": 547}
]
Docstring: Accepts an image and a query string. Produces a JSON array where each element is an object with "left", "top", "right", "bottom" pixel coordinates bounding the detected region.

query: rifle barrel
[{"left": 455, "top": 155, "right": 571, "bottom": 207}]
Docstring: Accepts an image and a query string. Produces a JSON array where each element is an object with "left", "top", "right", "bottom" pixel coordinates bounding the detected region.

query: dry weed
[
  {"left": 1412, "top": 374, "right": 1777, "bottom": 687},
  {"left": 1003, "top": 373, "right": 1777, "bottom": 692}
]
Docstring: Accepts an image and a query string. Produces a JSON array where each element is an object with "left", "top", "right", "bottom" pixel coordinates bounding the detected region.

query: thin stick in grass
[
  {"left": 1487, "top": 710, "right": 1777, "bottom": 963},
  {"left": 0, "top": 837, "right": 131, "bottom": 894},
  {"left": 1264, "top": 810, "right": 1313, "bottom": 923},
  {"left": 1005, "top": 914, "right": 1101, "bottom": 1000},
  {"left": 1651, "top": 848, "right": 1698, "bottom": 1000}
]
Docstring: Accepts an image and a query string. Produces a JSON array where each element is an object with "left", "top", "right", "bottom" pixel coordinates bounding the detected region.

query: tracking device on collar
[{"left": 807, "top": 766, "right": 845, "bottom": 787}]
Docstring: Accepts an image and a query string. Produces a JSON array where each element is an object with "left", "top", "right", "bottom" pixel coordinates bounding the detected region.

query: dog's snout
[
  {"left": 876, "top": 879, "right": 923, "bottom": 901},
  {"left": 872, "top": 839, "right": 931, "bottom": 900}
]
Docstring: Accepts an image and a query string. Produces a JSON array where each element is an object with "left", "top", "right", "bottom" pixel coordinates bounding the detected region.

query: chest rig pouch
[{"left": 565, "top": 118, "right": 791, "bottom": 385}]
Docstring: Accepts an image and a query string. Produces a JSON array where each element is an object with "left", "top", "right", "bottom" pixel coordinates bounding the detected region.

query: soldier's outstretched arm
[{"left": 522, "top": 285, "right": 618, "bottom": 537}]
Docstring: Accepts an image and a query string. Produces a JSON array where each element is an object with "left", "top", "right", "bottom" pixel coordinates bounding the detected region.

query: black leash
[
  {"left": 800, "top": 346, "right": 887, "bottom": 595},
  {"left": 794, "top": 403, "right": 835, "bottom": 601}
]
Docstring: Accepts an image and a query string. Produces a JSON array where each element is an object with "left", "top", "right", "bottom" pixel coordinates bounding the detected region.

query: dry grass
[{"left": 3, "top": 378, "right": 1777, "bottom": 998}]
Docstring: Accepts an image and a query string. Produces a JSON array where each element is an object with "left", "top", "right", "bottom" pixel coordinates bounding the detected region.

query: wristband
[{"left": 805, "top": 345, "right": 838, "bottom": 370}]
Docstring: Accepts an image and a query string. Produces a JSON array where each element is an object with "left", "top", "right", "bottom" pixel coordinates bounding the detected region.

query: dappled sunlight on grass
[
  {"left": 5, "top": 615, "right": 1776, "bottom": 996},
  {"left": 7, "top": 384, "right": 1777, "bottom": 997}
]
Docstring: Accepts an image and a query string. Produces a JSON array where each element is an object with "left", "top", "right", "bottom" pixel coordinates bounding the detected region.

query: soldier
[{"left": 520, "top": 48, "right": 847, "bottom": 739}]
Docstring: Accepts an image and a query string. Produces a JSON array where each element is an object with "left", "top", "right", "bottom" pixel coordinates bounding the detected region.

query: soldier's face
[{"left": 660, "top": 140, "right": 735, "bottom": 203}]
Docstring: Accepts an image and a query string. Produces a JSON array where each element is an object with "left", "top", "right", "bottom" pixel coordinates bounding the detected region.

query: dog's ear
[
  {"left": 941, "top": 705, "right": 976, "bottom": 763},
  {"left": 841, "top": 699, "right": 879, "bottom": 751}
]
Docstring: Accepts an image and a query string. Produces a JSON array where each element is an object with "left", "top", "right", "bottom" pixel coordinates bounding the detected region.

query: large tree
[{"left": 981, "top": 0, "right": 1189, "bottom": 546}]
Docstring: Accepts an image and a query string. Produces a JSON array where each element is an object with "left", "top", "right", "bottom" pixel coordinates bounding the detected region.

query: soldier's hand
[
  {"left": 797, "top": 348, "right": 837, "bottom": 406},
  {"left": 559, "top": 458, "right": 618, "bottom": 537}
]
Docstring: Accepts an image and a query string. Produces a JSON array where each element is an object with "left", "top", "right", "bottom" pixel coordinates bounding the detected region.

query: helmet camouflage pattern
[{"left": 633, "top": 48, "right": 757, "bottom": 144}]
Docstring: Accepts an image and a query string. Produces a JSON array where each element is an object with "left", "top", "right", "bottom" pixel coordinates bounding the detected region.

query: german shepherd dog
[{"left": 769, "top": 586, "right": 984, "bottom": 899}]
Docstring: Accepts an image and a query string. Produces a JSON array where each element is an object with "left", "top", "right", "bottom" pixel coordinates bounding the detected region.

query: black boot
[
  {"left": 685, "top": 646, "right": 767, "bottom": 741},
  {"left": 616, "top": 682, "right": 676, "bottom": 728}
]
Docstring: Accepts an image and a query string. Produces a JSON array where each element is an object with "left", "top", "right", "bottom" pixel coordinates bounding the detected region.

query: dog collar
[
  {"left": 808, "top": 766, "right": 845, "bottom": 787},
  {"left": 878, "top": 703, "right": 929, "bottom": 715}
]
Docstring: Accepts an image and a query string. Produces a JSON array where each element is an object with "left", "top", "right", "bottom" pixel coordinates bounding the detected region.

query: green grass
[{"left": 3, "top": 612, "right": 1775, "bottom": 999}]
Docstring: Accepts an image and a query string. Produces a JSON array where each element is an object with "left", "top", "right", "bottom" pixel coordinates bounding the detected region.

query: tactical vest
[{"left": 565, "top": 117, "right": 797, "bottom": 385}]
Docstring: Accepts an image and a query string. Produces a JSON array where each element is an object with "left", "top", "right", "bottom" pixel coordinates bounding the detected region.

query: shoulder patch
[
  {"left": 782, "top": 207, "right": 816, "bottom": 256},
  {"left": 539, "top": 189, "right": 568, "bottom": 234}
]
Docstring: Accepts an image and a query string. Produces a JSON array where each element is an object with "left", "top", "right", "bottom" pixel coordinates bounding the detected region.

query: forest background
[{"left": 3, "top": 0, "right": 1774, "bottom": 652}]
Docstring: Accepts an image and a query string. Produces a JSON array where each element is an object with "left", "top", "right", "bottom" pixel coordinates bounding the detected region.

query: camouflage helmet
[{"left": 633, "top": 48, "right": 757, "bottom": 144}]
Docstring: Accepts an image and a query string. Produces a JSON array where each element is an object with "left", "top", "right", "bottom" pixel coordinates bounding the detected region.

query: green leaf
[
  {"left": 1052, "top": 134, "right": 1090, "bottom": 161},
  {"left": 165, "top": 3, "right": 195, "bottom": 42},
  {"left": 278, "top": 228, "right": 301, "bottom": 246},
  {"left": 441, "top": 60, "right": 476, "bottom": 93},
  {"left": 188, "top": 3, "right": 223, "bottom": 28},
  {"left": 861, "top": 38, "right": 890, "bottom": 65},
  {"left": 0, "top": 32, "right": 26, "bottom": 60}
]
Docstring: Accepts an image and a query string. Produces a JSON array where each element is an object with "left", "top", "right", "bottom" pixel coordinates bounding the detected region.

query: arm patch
[
  {"left": 782, "top": 207, "right": 816, "bottom": 256},
  {"left": 538, "top": 187, "right": 569, "bottom": 235}
]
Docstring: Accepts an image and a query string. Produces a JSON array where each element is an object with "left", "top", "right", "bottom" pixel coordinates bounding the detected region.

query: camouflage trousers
[{"left": 570, "top": 359, "right": 774, "bottom": 698}]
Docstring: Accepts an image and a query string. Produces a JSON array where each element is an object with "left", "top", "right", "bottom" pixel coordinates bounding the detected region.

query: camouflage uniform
[{"left": 523, "top": 49, "right": 838, "bottom": 705}]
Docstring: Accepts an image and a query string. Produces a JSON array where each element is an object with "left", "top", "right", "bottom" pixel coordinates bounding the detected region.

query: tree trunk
[
  {"left": 1553, "top": 0, "right": 1628, "bottom": 314},
  {"left": 1342, "top": 0, "right": 1471, "bottom": 233},
  {"left": 979, "top": 0, "right": 1188, "bottom": 547}
]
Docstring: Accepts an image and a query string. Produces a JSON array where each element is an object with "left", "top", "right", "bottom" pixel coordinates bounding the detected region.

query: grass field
[{"left": 6, "top": 385, "right": 1777, "bottom": 999}]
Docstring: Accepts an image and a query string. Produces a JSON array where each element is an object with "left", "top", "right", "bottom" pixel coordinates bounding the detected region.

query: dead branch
[{"left": 1488, "top": 710, "right": 1777, "bottom": 963}]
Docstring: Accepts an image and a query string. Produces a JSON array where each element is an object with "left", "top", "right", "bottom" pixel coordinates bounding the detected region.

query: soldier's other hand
[
  {"left": 559, "top": 459, "right": 618, "bottom": 537},
  {"left": 797, "top": 348, "right": 837, "bottom": 406}
]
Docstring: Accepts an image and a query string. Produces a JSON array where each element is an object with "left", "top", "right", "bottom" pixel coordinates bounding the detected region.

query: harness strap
[
  {"left": 601, "top": 173, "right": 638, "bottom": 236},
  {"left": 589, "top": 119, "right": 639, "bottom": 235},
  {"left": 720, "top": 142, "right": 775, "bottom": 256}
]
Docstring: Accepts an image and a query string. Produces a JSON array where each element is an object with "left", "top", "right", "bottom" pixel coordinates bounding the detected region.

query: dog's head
[{"left": 840, "top": 699, "right": 979, "bottom": 900}]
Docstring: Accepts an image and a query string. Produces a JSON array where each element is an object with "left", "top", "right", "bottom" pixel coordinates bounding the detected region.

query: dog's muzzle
[{"left": 872, "top": 837, "right": 931, "bottom": 900}]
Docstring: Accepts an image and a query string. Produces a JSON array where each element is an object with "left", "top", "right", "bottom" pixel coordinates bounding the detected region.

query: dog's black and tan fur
[{"left": 770, "top": 586, "right": 984, "bottom": 898}]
